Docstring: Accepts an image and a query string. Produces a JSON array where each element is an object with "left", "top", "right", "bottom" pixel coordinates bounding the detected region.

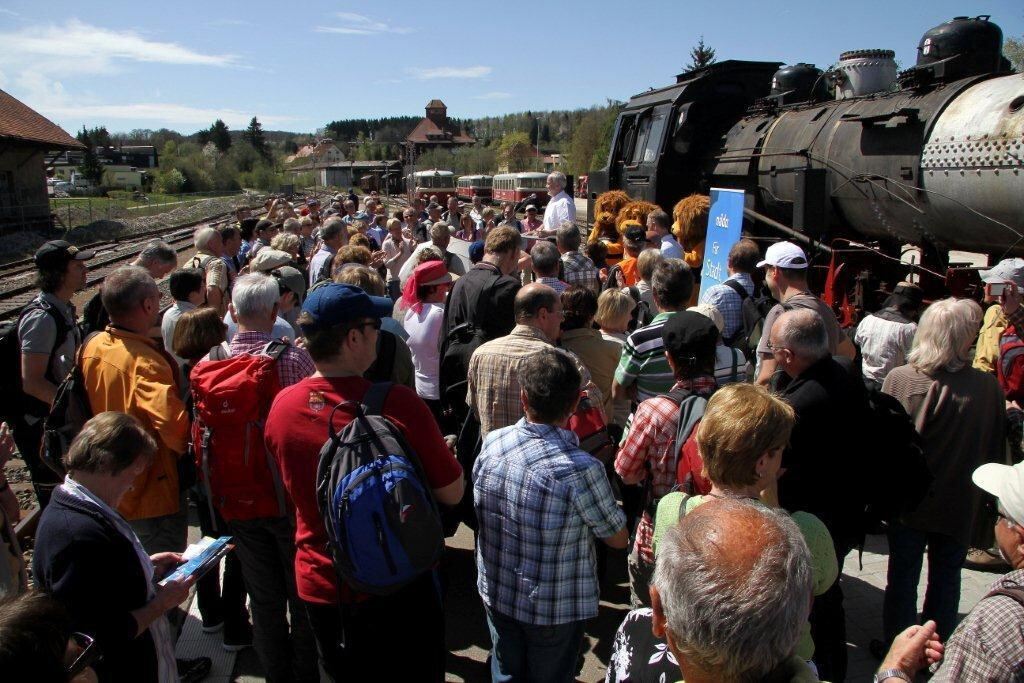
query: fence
[{"left": 0, "top": 190, "right": 245, "bottom": 235}]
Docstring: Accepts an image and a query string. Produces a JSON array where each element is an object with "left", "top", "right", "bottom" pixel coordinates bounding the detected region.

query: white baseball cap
[
  {"left": 973, "top": 461, "right": 1024, "bottom": 526},
  {"left": 979, "top": 258, "right": 1024, "bottom": 287},
  {"left": 756, "top": 241, "right": 808, "bottom": 269}
]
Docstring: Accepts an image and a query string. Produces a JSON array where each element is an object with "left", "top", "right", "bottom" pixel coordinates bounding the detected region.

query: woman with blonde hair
[
  {"left": 608, "top": 383, "right": 838, "bottom": 681},
  {"left": 880, "top": 297, "right": 1005, "bottom": 648}
]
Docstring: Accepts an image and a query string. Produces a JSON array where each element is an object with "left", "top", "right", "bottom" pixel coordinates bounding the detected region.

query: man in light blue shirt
[{"left": 698, "top": 238, "right": 760, "bottom": 343}]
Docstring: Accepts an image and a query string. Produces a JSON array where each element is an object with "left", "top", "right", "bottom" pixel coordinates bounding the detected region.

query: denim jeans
[
  {"left": 883, "top": 522, "right": 968, "bottom": 643},
  {"left": 228, "top": 516, "right": 318, "bottom": 683},
  {"left": 485, "top": 607, "right": 585, "bottom": 683}
]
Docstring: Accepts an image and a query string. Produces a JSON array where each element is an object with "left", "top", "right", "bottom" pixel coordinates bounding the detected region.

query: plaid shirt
[
  {"left": 467, "top": 325, "right": 597, "bottom": 436},
  {"left": 229, "top": 331, "right": 314, "bottom": 388},
  {"left": 562, "top": 251, "right": 600, "bottom": 293},
  {"left": 615, "top": 377, "right": 717, "bottom": 564},
  {"left": 474, "top": 419, "right": 626, "bottom": 625},
  {"left": 537, "top": 276, "right": 570, "bottom": 295},
  {"left": 699, "top": 272, "right": 755, "bottom": 340},
  {"left": 931, "top": 569, "right": 1024, "bottom": 681}
]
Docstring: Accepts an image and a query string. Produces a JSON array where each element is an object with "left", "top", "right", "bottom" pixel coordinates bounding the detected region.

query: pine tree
[
  {"left": 209, "top": 119, "right": 232, "bottom": 152},
  {"left": 243, "top": 116, "right": 270, "bottom": 161},
  {"left": 687, "top": 36, "right": 717, "bottom": 71},
  {"left": 78, "top": 127, "right": 105, "bottom": 185}
]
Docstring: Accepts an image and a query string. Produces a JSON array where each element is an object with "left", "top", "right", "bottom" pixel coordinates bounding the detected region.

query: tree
[
  {"left": 243, "top": 116, "right": 270, "bottom": 161},
  {"left": 78, "top": 127, "right": 105, "bottom": 185},
  {"left": 209, "top": 119, "right": 232, "bottom": 153},
  {"left": 687, "top": 35, "right": 717, "bottom": 71},
  {"left": 498, "top": 131, "right": 535, "bottom": 171},
  {"left": 1006, "top": 36, "right": 1024, "bottom": 72}
]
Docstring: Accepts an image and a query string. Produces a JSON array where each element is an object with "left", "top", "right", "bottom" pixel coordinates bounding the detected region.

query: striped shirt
[
  {"left": 537, "top": 276, "right": 570, "bottom": 295},
  {"left": 475, "top": 419, "right": 626, "bottom": 625},
  {"left": 614, "top": 311, "right": 679, "bottom": 402}
]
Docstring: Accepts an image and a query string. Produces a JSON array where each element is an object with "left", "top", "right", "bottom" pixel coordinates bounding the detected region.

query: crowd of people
[{"left": 0, "top": 179, "right": 1023, "bottom": 683}]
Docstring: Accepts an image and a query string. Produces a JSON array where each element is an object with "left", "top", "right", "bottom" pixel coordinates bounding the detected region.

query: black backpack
[
  {"left": 859, "top": 389, "right": 932, "bottom": 529},
  {"left": 315, "top": 382, "right": 444, "bottom": 595},
  {"left": 721, "top": 280, "right": 776, "bottom": 363},
  {"left": 0, "top": 300, "right": 73, "bottom": 426},
  {"left": 626, "top": 286, "right": 654, "bottom": 331},
  {"left": 41, "top": 355, "right": 94, "bottom": 477}
]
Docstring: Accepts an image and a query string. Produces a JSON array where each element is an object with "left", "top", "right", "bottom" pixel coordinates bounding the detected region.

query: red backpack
[
  {"left": 999, "top": 324, "right": 1024, "bottom": 403},
  {"left": 189, "top": 342, "right": 289, "bottom": 521}
]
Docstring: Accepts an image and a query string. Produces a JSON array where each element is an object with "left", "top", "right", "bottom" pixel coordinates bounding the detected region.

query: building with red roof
[
  {"left": 403, "top": 100, "right": 475, "bottom": 155},
  {"left": 0, "top": 88, "right": 84, "bottom": 231}
]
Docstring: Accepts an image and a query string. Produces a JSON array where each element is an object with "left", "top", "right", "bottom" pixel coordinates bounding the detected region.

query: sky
[{"left": 0, "top": 0, "right": 1021, "bottom": 136}]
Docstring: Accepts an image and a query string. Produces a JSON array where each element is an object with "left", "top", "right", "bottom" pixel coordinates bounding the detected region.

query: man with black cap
[
  {"left": 13, "top": 240, "right": 94, "bottom": 509},
  {"left": 264, "top": 283, "right": 463, "bottom": 681},
  {"left": 614, "top": 310, "right": 719, "bottom": 607},
  {"left": 854, "top": 282, "right": 923, "bottom": 392}
]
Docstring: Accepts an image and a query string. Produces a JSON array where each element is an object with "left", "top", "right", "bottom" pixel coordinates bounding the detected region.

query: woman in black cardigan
[{"left": 33, "top": 412, "right": 195, "bottom": 682}]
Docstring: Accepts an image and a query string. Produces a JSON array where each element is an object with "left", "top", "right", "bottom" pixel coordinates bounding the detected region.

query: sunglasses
[
  {"left": 351, "top": 319, "right": 382, "bottom": 332},
  {"left": 67, "top": 632, "right": 101, "bottom": 677}
]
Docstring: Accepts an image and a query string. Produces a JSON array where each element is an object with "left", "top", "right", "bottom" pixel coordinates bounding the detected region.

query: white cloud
[
  {"left": 0, "top": 9, "right": 20, "bottom": 17},
  {"left": 0, "top": 19, "right": 237, "bottom": 75},
  {"left": 316, "top": 12, "right": 412, "bottom": 36},
  {"left": 43, "top": 102, "right": 296, "bottom": 128},
  {"left": 473, "top": 91, "right": 512, "bottom": 100},
  {"left": 408, "top": 66, "right": 492, "bottom": 80}
]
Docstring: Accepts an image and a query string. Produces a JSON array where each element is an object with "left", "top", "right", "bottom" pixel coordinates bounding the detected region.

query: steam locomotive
[{"left": 587, "top": 16, "right": 1023, "bottom": 274}]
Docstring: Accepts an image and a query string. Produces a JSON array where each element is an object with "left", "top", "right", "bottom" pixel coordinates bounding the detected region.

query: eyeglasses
[
  {"left": 66, "top": 632, "right": 101, "bottom": 677},
  {"left": 765, "top": 341, "right": 787, "bottom": 353}
]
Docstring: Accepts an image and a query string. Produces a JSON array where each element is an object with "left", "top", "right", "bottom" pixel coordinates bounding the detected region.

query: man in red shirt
[{"left": 264, "top": 283, "right": 463, "bottom": 682}]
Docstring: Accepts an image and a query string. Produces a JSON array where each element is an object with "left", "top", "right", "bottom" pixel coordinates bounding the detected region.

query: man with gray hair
[
  {"left": 191, "top": 226, "right": 228, "bottom": 314},
  {"left": 530, "top": 240, "right": 569, "bottom": 294},
  {"left": 646, "top": 498, "right": 818, "bottom": 682},
  {"left": 193, "top": 272, "right": 317, "bottom": 679},
  {"left": 398, "top": 220, "right": 465, "bottom": 286},
  {"left": 308, "top": 216, "right": 346, "bottom": 287},
  {"left": 557, "top": 221, "right": 599, "bottom": 293},
  {"left": 80, "top": 266, "right": 190, "bottom": 554},
  {"left": 768, "top": 307, "right": 870, "bottom": 681},
  {"left": 542, "top": 171, "right": 575, "bottom": 235},
  {"left": 82, "top": 239, "right": 178, "bottom": 336}
]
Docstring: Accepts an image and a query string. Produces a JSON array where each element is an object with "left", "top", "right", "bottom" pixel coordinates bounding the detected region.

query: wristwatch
[{"left": 873, "top": 669, "right": 911, "bottom": 683}]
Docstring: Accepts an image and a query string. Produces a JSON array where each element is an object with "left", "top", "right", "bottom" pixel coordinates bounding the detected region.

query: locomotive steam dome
[
  {"left": 915, "top": 15, "right": 1004, "bottom": 81},
  {"left": 770, "top": 63, "right": 828, "bottom": 105},
  {"left": 833, "top": 49, "right": 897, "bottom": 99}
]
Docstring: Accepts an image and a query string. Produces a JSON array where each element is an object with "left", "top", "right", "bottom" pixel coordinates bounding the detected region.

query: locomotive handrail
[{"left": 742, "top": 207, "right": 831, "bottom": 255}]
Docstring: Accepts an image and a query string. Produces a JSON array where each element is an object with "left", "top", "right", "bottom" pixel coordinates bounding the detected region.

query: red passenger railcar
[
  {"left": 492, "top": 172, "right": 549, "bottom": 207},
  {"left": 406, "top": 169, "right": 456, "bottom": 204}
]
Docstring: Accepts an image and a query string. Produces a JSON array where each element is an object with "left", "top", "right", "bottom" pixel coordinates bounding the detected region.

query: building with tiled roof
[
  {"left": 404, "top": 100, "right": 475, "bottom": 155},
  {"left": 0, "top": 88, "right": 83, "bottom": 231}
]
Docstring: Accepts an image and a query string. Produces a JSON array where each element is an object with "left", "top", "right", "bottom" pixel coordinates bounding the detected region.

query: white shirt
[
  {"left": 854, "top": 312, "right": 917, "bottom": 384},
  {"left": 542, "top": 190, "right": 575, "bottom": 234},
  {"left": 308, "top": 245, "right": 336, "bottom": 287},
  {"left": 660, "top": 234, "right": 684, "bottom": 259},
  {"left": 404, "top": 303, "right": 445, "bottom": 400},
  {"left": 382, "top": 234, "right": 415, "bottom": 281}
]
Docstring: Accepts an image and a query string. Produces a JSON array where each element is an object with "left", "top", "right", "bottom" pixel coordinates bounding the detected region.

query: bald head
[
  {"left": 653, "top": 498, "right": 812, "bottom": 682},
  {"left": 772, "top": 308, "right": 829, "bottom": 361},
  {"left": 514, "top": 283, "right": 558, "bottom": 322}
]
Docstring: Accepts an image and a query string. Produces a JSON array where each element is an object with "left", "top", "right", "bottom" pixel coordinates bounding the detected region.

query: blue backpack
[{"left": 315, "top": 382, "right": 444, "bottom": 595}]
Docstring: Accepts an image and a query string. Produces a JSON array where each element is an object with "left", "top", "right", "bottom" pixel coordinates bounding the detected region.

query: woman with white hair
[{"left": 879, "top": 297, "right": 1005, "bottom": 649}]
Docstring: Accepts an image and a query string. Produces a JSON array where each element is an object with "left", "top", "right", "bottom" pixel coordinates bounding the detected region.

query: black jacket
[
  {"left": 33, "top": 487, "right": 159, "bottom": 683},
  {"left": 438, "top": 262, "right": 520, "bottom": 411},
  {"left": 775, "top": 356, "right": 870, "bottom": 546}
]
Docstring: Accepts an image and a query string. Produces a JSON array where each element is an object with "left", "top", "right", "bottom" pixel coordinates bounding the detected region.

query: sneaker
[
  {"left": 177, "top": 656, "right": 212, "bottom": 683},
  {"left": 222, "top": 622, "right": 254, "bottom": 652},
  {"left": 964, "top": 547, "right": 1010, "bottom": 571}
]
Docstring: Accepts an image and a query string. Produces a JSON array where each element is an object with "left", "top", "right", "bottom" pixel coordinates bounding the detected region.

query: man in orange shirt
[{"left": 80, "top": 266, "right": 190, "bottom": 554}]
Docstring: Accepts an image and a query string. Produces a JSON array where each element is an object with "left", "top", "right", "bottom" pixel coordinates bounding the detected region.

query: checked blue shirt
[
  {"left": 699, "top": 272, "right": 755, "bottom": 340},
  {"left": 474, "top": 419, "right": 626, "bottom": 626}
]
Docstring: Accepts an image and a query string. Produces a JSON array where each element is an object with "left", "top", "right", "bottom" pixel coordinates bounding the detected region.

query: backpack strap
[
  {"left": 671, "top": 395, "right": 708, "bottom": 477},
  {"left": 263, "top": 340, "right": 289, "bottom": 361},
  {"left": 362, "top": 382, "right": 393, "bottom": 417},
  {"left": 21, "top": 299, "right": 74, "bottom": 386},
  {"left": 984, "top": 586, "right": 1024, "bottom": 607},
  {"left": 723, "top": 278, "right": 750, "bottom": 301}
]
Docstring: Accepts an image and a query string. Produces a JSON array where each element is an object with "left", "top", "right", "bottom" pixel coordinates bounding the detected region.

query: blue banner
[{"left": 697, "top": 188, "right": 745, "bottom": 301}]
